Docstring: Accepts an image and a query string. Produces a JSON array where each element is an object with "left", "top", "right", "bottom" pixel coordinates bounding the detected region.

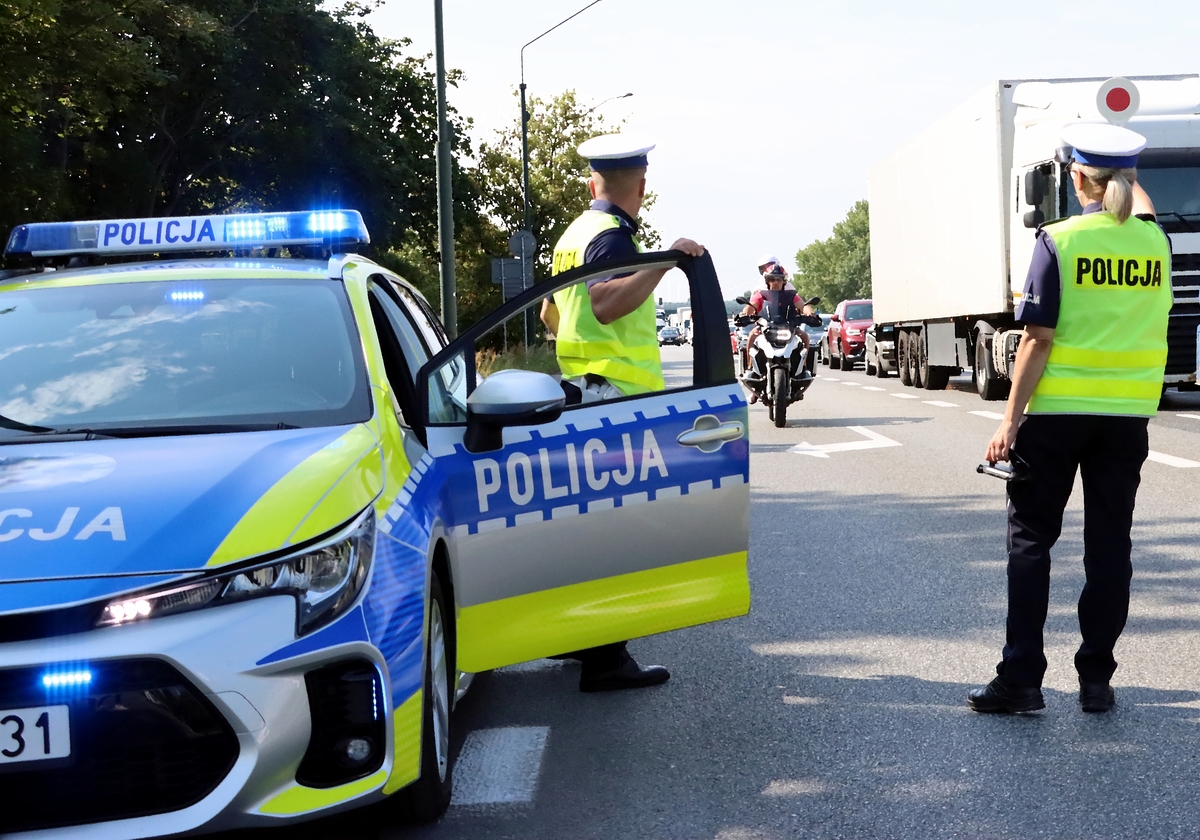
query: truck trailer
[{"left": 867, "top": 75, "right": 1200, "bottom": 399}]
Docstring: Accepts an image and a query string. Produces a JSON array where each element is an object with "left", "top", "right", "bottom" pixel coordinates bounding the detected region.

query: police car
[{"left": 0, "top": 210, "right": 750, "bottom": 836}]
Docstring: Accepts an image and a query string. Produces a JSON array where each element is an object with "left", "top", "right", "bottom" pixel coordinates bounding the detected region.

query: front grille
[
  {"left": 0, "top": 659, "right": 237, "bottom": 833},
  {"left": 1167, "top": 310, "right": 1200, "bottom": 375}
]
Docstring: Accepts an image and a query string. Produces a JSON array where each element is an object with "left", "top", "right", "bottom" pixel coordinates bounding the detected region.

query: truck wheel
[
  {"left": 910, "top": 331, "right": 925, "bottom": 389},
  {"left": 924, "top": 366, "right": 951, "bottom": 390},
  {"left": 975, "top": 330, "right": 1011, "bottom": 401},
  {"left": 898, "top": 331, "right": 912, "bottom": 386},
  {"left": 772, "top": 367, "right": 788, "bottom": 427}
]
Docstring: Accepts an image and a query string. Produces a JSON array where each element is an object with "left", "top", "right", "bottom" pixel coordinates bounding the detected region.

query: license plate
[{"left": 0, "top": 705, "right": 70, "bottom": 766}]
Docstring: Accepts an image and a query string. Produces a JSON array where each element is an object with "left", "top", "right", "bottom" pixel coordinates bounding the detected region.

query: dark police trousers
[{"left": 999, "top": 413, "right": 1149, "bottom": 687}]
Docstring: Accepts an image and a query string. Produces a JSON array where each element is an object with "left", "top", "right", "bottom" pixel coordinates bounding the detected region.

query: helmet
[
  {"left": 763, "top": 263, "right": 787, "bottom": 281},
  {"left": 757, "top": 254, "right": 782, "bottom": 272}
]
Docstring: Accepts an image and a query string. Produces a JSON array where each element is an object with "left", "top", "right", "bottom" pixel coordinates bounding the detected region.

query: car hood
[{"left": 0, "top": 425, "right": 383, "bottom": 591}]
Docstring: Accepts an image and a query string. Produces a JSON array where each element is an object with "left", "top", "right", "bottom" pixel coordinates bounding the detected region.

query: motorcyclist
[{"left": 738, "top": 265, "right": 820, "bottom": 401}]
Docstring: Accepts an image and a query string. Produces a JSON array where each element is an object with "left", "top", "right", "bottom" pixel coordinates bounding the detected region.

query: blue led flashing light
[
  {"left": 5, "top": 210, "right": 369, "bottom": 258},
  {"left": 42, "top": 670, "right": 93, "bottom": 689}
]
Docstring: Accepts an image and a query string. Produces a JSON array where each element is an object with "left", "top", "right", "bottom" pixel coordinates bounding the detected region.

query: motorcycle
[{"left": 734, "top": 293, "right": 821, "bottom": 428}]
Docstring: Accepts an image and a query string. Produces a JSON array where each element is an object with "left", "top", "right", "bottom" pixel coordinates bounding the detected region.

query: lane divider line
[
  {"left": 841, "top": 382, "right": 861, "bottom": 386},
  {"left": 890, "top": 393, "right": 920, "bottom": 400},
  {"left": 923, "top": 400, "right": 959, "bottom": 408},
  {"left": 861, "top": 386, "right": 886, "bottom": 391},
  {"left": 1147, "top": 451, "right": 1200, "bottom": 469},
  {"left": 1180, "top": 413, "right": 1200, "bottom": 420},
  {"left": 452, "top": 726, "right": 550, "bottom": 807},
  {"left": 969, "top": 410, "right": 1006, "bottom": 420}
]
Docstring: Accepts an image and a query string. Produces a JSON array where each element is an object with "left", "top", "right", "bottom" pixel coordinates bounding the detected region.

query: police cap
[
  {"left": 1062, "top": 123, "right": 1148, "bottom": 169},
  {"left": 578, "top": 134, "right": 655, "bottom": 171}
]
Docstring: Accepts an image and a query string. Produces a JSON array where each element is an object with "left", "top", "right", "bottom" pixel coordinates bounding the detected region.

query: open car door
[{"left": 415, "top": 251, "right": 749, "bottom": 673}]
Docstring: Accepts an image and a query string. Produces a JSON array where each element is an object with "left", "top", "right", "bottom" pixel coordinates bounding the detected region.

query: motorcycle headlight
[
  {"left": 765, "top": 327, "right": 793, "bottom": 343},
  {"left": 98, "top": 508, "right": 376, "bottom": 635}
]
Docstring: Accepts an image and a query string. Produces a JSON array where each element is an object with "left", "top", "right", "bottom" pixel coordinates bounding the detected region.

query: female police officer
[{"left": 970, "top": 123, "right": 1173, "bottom": 715}]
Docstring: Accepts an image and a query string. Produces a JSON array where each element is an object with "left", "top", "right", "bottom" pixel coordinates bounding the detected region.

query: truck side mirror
[
  {"left": 1023, "top": 209, "right": 1045, "bottom": 229},
  {"left": 1024, "top": 170, "right": 1046, "bottom": 207}
]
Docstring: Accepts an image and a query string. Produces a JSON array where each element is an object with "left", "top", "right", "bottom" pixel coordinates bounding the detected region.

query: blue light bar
[
  {"left": 5, "top": 210, "right": 370, "bottom": 258},
  {"left": 41, "top": 669, "right": 93, "bottom": 689}
]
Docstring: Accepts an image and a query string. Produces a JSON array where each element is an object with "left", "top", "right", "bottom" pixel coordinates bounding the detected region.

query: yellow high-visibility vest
[
  {"left": 550, "top": 210, "right": 663, "bottom": 396},
  {"left": 1028, "top": 211, "right": 1173, "bottom": 416}
]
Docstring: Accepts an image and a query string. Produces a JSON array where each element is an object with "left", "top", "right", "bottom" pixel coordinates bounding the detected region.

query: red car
[{"left": 826, "top": 299, "right": 873, "bottom": 370}]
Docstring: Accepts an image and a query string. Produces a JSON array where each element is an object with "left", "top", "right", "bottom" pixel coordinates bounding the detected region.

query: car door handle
[{"left": 676, "top": 415, "right": 745, "bottom": 453}]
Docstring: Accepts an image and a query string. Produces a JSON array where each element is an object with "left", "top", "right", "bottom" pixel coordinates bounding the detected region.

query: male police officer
[
  {"left": 970, "top": 123, "right": 1173, "bottom": 714},
  {"left": 538, "top": 134, "right": 703, "bottom": 691}
]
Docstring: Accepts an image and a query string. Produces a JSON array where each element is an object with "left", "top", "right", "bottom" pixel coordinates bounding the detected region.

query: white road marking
[
  {"left": 890, "top": 393, "right": 920, "bottom": 400},
  {"left": 923, "top": 400, "right": 959, "bottom": 408},
  {"left": 495, "top": 659, "right": 568, "bottom": 674},
  {"left": 1180, "top": 413, "right": 1200, "bottom": 420},
  {"left": 969, "top": 410, "right": 1006, "bottom": 420},
  {"left": 841, "top": 381, "right": 861, "bottom": 386},
  {"left": 452, "top": 726, "right": 550, "bottom": 806},
  {"left": 1147, "top": 451, "right": 1200, "bottom": 468},
  {"left": 861, "top": 386, "right": 886, "bottom": 391},
  {"left": 789, "top": 426, "right": 902, "bottom": 458},
  {"left": 824, "top": 377, "right": 840, "bottom": 382}
]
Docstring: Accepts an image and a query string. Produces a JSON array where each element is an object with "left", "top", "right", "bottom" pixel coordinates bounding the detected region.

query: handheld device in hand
[{"left": 976, "top": 451, "right": 1031, "bottom": 483}]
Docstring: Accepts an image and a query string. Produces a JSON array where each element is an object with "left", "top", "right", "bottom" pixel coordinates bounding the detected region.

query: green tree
[
  {"left": 793, "top": 199, "right": 871, "bottom": 308},
  {"left": 0, "top": 0, "right": 479, "bottom": 297}
]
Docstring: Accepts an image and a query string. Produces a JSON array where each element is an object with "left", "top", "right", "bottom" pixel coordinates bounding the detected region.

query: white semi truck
[{"left": 867, "top": 75, "right": 1200, "bottom": 399}]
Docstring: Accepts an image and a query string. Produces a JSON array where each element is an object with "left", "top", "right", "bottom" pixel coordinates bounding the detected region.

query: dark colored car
[
  {"left": 827, "top": 299, "right": 872, "bottom": 370},
  {"left": 658, "top": 326, "right": 684, "bottom": 346}
]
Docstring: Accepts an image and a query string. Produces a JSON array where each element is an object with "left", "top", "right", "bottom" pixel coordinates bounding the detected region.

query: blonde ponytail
[{"left": 1075, "top": 164, "right": 1137, "bottom": 223}]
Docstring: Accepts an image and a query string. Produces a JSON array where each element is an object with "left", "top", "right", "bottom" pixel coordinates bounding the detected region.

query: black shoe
[
  {"left": 967, "top": 676, "right": 1045, "bottom": 713},
  {"left": 579, "top": 653, "right": 670, "bottom": 693},
  {"left": 1079, "top": 682, "right": 1115, "bottom": 713}
]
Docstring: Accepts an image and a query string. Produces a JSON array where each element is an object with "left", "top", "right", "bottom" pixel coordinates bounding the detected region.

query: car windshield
[
  {"left": 0, "top": 277, "right": 371, "bottom": 435},
  {"left": 845, "top": 303, "right": 873, "bottom": 321}
]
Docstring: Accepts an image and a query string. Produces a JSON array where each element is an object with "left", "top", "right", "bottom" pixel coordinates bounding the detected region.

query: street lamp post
[
  {"left": 516, "top": 0, "right": 605, "bottom": 347},
  {"left": 433, "top": 0, "right": 456, "bottom": 337}
]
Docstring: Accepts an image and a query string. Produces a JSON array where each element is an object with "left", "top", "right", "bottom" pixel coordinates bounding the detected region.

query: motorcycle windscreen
[{"left": 419, "top": 252, "right": 750, "bottom": 673}]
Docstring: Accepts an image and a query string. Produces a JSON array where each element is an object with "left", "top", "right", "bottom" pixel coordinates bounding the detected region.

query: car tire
[
  {"left": 829, "top": 344, "right": 842, "bottom": 370},
  {"left": 876, "top": 355, "right": 889, "bottom": 378},
  {"left": 865, "top": 350, "right": 877, "bottom": 377},
  {"left": 898, "top": 332, "right": 912, "bottom": 386},
  {"left": 388, "top": 572, "right": 454, "bottom": 823}
]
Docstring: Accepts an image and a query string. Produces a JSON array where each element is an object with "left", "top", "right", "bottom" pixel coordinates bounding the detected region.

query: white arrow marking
[
  {"left": 789, "top": 426, "right": 903, "bottom": 458},
  {"left": 1147, "top": 451, "right": 1200, "bottom": 468}
]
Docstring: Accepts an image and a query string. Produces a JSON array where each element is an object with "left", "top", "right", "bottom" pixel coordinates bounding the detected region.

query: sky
[{"left": 370, "top": 0, "right": 1200, "bottom": 302}]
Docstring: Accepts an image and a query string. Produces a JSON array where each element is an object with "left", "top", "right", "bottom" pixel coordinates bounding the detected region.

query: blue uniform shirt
[
  {"left": 583, "top": 199, "right": 638, "bottom": 288},
  {"left": 1016, "top": 202, "right": 1162, "bottom": 327}
]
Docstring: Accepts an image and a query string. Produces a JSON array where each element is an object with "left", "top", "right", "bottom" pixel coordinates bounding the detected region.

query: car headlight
[{"left": 98, "top": 508, "right": 375, "bottom": 635}]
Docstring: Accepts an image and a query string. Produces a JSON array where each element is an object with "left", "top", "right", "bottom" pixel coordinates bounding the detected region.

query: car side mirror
[
  {"left": 1024, "top": 169, "right": 1046, "bottom": 207},
  {"left": 1023, "top": 209, "right": 1045, "bottom": 229},
  {"left": 464, "top": 369, "right": 565, "bottom": 453},
  {"left": 830, "top": 314, "right": 840, "bottom": 322}
]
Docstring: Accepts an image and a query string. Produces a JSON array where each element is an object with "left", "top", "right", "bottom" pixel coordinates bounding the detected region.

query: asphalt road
[{"left": 268, "top": 345, "right": 1200, "bottom": 840}]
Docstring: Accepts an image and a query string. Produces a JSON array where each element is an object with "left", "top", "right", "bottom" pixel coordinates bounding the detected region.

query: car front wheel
[{"left": 388, "top": 572, "right": 454, "bottom": 823}]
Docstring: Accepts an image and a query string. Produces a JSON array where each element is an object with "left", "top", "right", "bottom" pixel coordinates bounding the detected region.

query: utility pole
[{"left": 434, "top": 0, "right": 457, "bottom": 337}]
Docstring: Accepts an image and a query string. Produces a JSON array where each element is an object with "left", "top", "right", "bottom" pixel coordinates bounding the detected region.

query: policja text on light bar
[{"left": 4, "top": 210, "right": 369, "bottom": 258}]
